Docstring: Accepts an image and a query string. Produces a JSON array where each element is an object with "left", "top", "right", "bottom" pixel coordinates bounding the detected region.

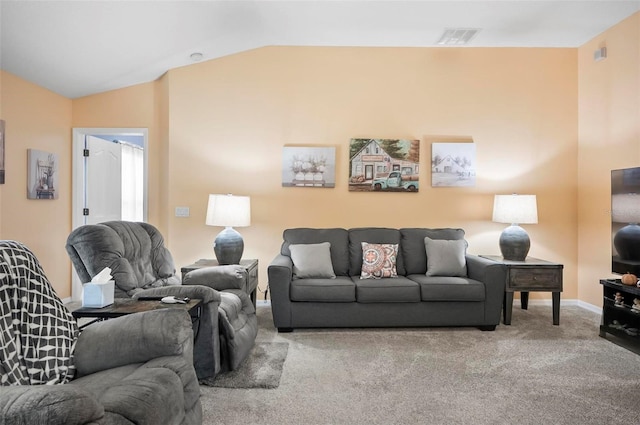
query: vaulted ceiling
[{"left": 1, "top": 0, "right": 639, "bottom": 99}]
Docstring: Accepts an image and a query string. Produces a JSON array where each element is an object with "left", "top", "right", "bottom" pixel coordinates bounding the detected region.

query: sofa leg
[
  {"left": 479, "top": 325, "right": 496, "bottom": 331},
  {"left": 278, "top": 327, "right": 293, "bottom": 333}
]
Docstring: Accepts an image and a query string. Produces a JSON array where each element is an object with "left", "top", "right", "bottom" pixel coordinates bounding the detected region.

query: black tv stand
[{"left": 599, "top": 279, "right": 640, "bottom": 354}]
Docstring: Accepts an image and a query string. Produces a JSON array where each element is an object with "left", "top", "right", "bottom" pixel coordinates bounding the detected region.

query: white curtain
[{"left": 120, "top": 143, "right": 144, "bottom": 221}]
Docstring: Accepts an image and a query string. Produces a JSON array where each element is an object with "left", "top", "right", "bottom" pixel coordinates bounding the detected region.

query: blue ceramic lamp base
[
  {"left": 214, "top": 226, "right": 244, "bottom": 265},
  {"left": 499, "top": 224, "right": 530, "bottom": 261}
]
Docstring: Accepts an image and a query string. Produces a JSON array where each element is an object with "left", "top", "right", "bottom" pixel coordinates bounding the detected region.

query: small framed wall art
[
  {"left": 27, "top": 149, "right": 59, "bottom": 199},
  {"left": 431, "top": 142, "right": 476, "bottom": 187},
  {"left": 282, "top": 146, "right": 336, "bottom": 188},
  {"left": 0, "top": 120, "right": 5, "bottom": 184}
]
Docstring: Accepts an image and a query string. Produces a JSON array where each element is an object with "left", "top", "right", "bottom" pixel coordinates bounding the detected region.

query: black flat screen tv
[{"left": 611, "top": 167, "right": 640, "bottom": 275}]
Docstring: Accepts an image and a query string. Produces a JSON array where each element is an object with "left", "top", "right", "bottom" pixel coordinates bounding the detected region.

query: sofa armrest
[
  {"left": 267, "top": 254, "right": 294, "bottom": 329},
  {"left": 466, "top": 254, "right": 506, "bottom": 325},
  {"left": 74, "top": 309, "right": 193, "bottom": 377},
  {"left": 0, "top": 385, "right": 104, "bottom": 425},
  {"left": 183, "top": 265, "right": 246, "bottom": 291}
]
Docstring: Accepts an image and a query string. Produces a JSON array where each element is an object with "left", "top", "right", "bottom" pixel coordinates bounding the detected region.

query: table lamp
[
  {"left": 611, "top": 193, "right": 640, "bottom": 261},
  {"left": 492, "top": 194, "right": 538, "bottom": 261},
  {"left": 206, "top": 194, "right": 251, "bottom": 265}
]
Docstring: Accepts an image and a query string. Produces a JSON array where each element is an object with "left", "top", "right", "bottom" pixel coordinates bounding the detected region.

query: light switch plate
[{"left": 175, "top": 206, "right": 190, "bottom": 217}]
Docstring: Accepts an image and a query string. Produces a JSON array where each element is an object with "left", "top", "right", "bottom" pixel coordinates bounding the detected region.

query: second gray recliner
[{"left": 65, "top": 220, "right": 258, "bottom": 377}]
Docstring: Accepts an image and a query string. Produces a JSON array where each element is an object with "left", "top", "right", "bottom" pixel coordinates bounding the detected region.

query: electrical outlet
[{"left": 175, "top": 206, "right": 190, "bottom": 217}]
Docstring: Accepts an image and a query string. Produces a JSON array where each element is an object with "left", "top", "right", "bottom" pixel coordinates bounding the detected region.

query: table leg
[
  {"left": 552, "top": 291, "right": 560, "bottom": 325},
  {"left": 250, "top": 289, "right": 257, "bottom": 309},
  {"left": 504, "top": 292, "right": 514, "bottom": 325},
  {"left": 190, "top": 305, "right": 203, "bottom": 339},
  {"left": 520, "top": 291, "right": 529, "bottom": 309}
]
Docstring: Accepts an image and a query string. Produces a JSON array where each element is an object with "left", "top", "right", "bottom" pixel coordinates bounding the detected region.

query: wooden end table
[
  {"left": 72, "top": 298, "right": 203, "bottom": 330},
  {"left": 481, "top": 255, "right": 564, "bottom": 325},
  {"left": 181, "top": 258, "right": 259, "bottom": 307}
]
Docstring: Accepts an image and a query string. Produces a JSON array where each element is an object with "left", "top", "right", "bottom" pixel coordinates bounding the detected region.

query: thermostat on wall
[{"left": 175, "top": 206, "right": 190, "bottom": 217}]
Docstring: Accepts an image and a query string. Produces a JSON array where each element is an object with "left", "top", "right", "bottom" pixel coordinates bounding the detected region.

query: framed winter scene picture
[
  {"left": 431, "top": 142, "right": 476, "bottom": 187},
  {"left": 348, "top": 138, "right": 420, "bottom": 192}
]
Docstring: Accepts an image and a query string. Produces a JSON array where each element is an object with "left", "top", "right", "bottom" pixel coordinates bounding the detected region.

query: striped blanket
[{"left": 0, "top": 241, "right": 78, "bottom": 385}]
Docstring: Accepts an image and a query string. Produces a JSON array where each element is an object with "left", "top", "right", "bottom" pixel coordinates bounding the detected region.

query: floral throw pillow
[{"left": 360, "top": 242, "right": 398, "bottom": 279}]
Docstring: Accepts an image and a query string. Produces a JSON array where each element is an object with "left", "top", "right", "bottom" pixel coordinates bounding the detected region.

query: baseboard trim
[
  {"left": 257, "top": 298, "right": 601, "bottom": 313},
  {"left": 511, "top": 298, "right": 601, "bottom": 315}
]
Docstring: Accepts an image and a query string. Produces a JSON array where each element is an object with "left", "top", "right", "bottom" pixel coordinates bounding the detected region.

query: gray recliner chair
[
  {"left": 0, "top": 240, "right": 202, "bottom": 425},
  {"left": 65, "top": 221, "right": 258, "bottom": 377}
]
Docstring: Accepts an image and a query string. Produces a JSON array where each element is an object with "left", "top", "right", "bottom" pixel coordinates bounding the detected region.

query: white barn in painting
[
  {"left": 433, "top": 155, "right": 467, "bottom": 174},
  {"left": 350, "top": 139, "right": 418, "bottom": 182}
]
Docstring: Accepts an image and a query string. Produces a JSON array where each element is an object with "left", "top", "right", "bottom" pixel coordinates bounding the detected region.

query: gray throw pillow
[
  {"left": 289, "top": 242, "right": 336, "bottom": 279},
  {"left": 424, "top": 237, "right": 467, "bottom": 277}
]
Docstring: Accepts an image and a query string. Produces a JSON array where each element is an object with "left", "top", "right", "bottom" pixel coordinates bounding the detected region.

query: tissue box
[{"left": 82, "top": 280, "right": 115, "bottom": 308}]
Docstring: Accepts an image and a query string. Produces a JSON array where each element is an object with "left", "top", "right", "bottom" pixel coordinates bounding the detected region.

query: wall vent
[
  {"left": 594, "top": 47, "right": 607, "bottom": 62},
  {"left": 436, "top": 28, "right": 481, "bottom": 46}
]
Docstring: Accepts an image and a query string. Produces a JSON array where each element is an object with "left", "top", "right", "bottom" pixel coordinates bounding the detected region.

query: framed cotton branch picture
[{"left": 282, "top": 146, "right": 336, "bottom": 188}]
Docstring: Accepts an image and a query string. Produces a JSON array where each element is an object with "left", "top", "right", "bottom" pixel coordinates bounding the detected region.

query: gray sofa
[{"left": 268, "top": 227, "right": 506, "bottom": 331}]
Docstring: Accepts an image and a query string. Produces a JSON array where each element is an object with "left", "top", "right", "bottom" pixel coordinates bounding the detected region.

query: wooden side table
[
  {"left": 71, "top": 298, "right": 203, "bottom": 330},
  {"left": 481, "top": 255, "right": 563, "bottom": 325},
  {"left": 181, "top": 259, "right": 259, "bottom": 307}
]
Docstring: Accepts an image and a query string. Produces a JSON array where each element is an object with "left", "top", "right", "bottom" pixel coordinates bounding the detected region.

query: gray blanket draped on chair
[{"left": 0, "top": 240, "right": 78, "bottom": 385}]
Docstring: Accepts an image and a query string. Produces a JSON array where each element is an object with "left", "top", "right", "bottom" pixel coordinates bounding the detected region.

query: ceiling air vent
[{"left": 436, "top": 28, "right": 481, "bottom": 46}]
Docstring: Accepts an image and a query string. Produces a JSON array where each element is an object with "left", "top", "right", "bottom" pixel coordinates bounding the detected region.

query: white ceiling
[{"left": 1, "top": 0, "right": 639, "bottom": 99}]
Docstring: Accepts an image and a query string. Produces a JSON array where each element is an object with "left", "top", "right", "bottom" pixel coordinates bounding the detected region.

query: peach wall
[
  {"left": 5, "top": 15, "right": 639, "bottom": 308},
  {"left": 164, "top": 46, "right": 578, "bottom": 300},
  {"left": 0, "top": 70, "right": 73, "bottom": 298},
  {"left": 578, "top": 13, "right": 640, "bottom": 307}
]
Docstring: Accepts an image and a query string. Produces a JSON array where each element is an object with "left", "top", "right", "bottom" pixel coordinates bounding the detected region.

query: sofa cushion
[
  {"left": 408, "top": 275, "right": 485, "bottom": 301},
  {"left": 360, "top": 242, "right": 398, "bottom": 279},
  {"left": 353, "top": 276, "right": 420, "bottom": 303},
  {"left": 424, "top": 237, "right": 467, "bottom": 277},
  {"left": 289, "top": 242, "right": 336, "bottom": 279},
  {"left": 349, "top": 228, "right": 404, "bottom": 276},
  {"left": 400, "top": 228, "right": 466, "bottom": 275},
  {"left": 282, "top": 228, "right": 349, "bottom": 276},
  {"left": 291, "top": 277, "right": 356, "bottom": 302}
]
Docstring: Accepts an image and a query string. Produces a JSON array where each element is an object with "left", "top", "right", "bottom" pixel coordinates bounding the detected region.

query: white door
[
  {"left": 85, "top": 135, "right": 122, "bottom": 224},
  {"left": 71, "top": 128, "right": 148, "bottom": 300}
]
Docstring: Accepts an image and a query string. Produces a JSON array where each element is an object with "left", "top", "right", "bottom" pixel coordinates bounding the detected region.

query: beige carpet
[{"left": 199, "top": 304, "right": 640, "bottom": 425}]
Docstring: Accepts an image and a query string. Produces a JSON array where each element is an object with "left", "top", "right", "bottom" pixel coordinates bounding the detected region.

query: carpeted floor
[{"left": 199, "top": 303, "right": 640, "bottom": 425}]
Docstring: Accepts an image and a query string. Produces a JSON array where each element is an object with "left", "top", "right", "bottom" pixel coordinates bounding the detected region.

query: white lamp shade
[
  {"left": 612, "top": 193, "right": 640, "bottom": 223},
  {"left": 206, "top": 194, "right": 251, "bottom": 227},
  {"left": 492, "top": 194, "right": 538, "bottom": 225}
]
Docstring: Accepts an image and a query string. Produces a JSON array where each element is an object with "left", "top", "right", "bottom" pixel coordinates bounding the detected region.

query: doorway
[{"left": 71, "top": 127, "right": 148, "bottom": 300}]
